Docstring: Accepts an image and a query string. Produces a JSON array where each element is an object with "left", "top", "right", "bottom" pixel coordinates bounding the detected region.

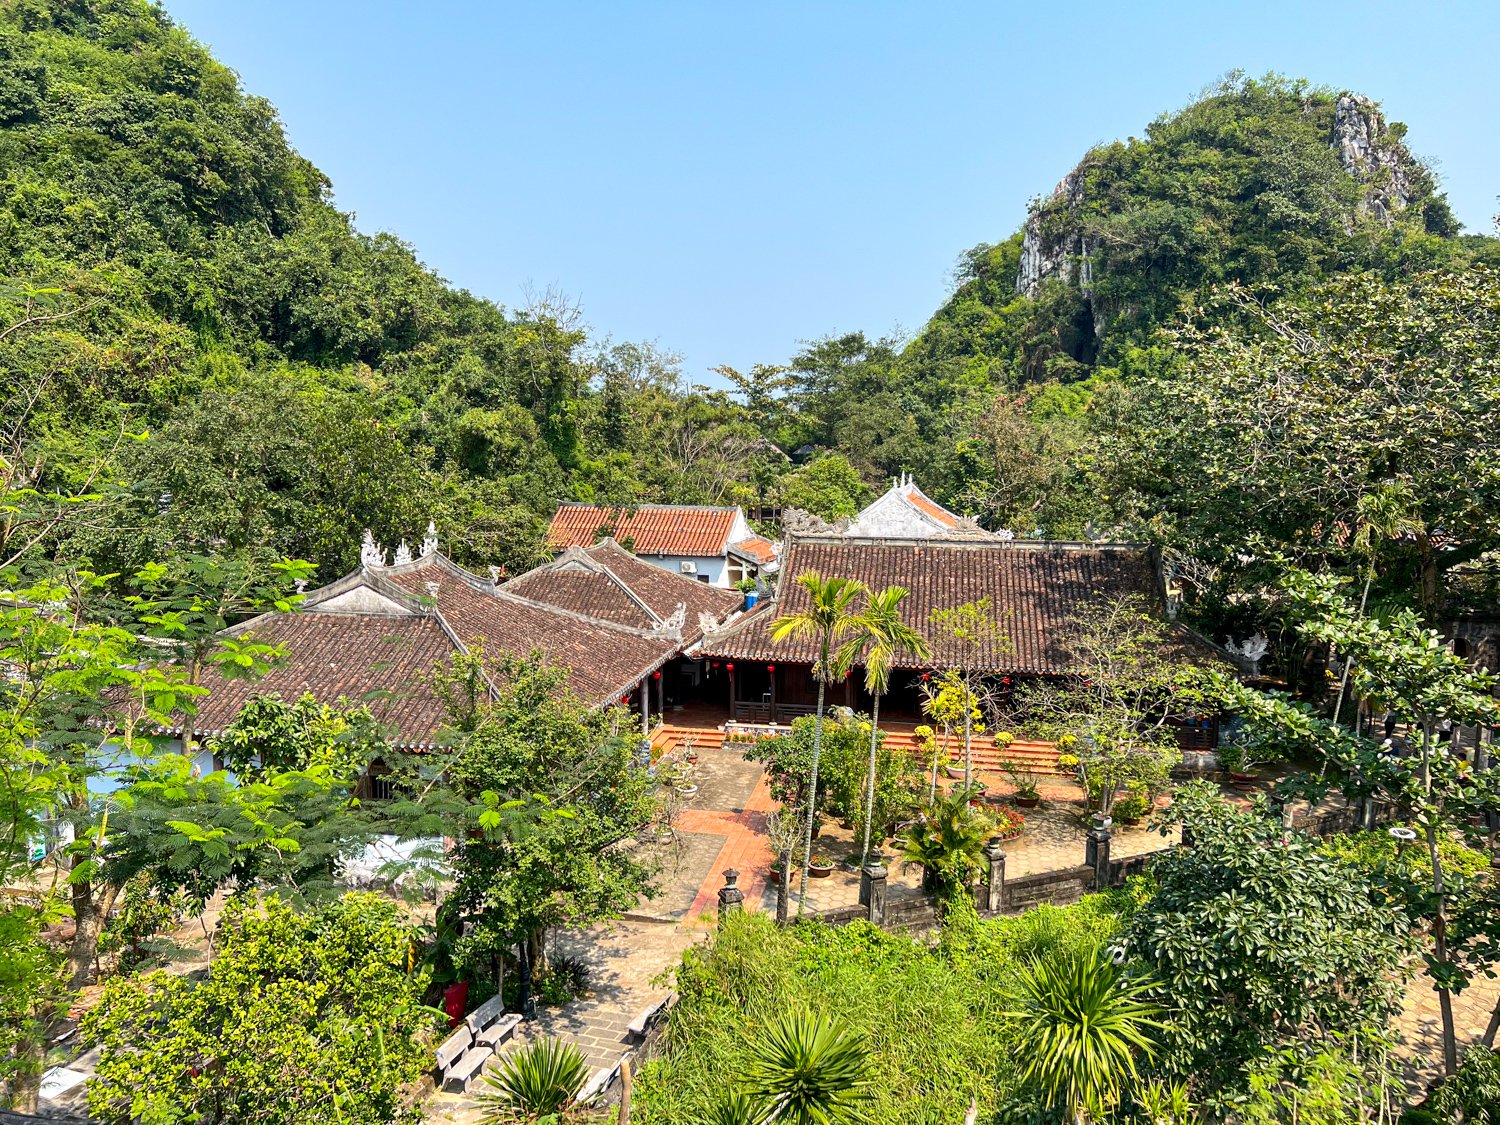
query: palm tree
[
  {"left": 1007, "top": 947, "right": 1164, "bottom": 1125},
  {"left": 841, "top": 585, "right": 931, "bottom": 868},
  {"left": 744, "top": 1010, "right": 872, "bottom": 1125},
  {"left": 896, "top": 787, "right": 992, "bottom": 896},
  {"left": 771, "top": 571, "right": 867, "bottom": 916}
]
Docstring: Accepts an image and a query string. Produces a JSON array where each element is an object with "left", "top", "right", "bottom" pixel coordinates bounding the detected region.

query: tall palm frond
[
  {"left": 771, "top": 571, "right": 869, "bottom": 915},
  {"left": 770, "top": 571, "right": 868, "bottom": 682}
]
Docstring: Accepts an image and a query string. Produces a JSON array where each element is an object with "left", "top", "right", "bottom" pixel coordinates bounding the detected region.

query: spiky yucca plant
[
  {"left": 744, "top": 1010, "right": 872, "bottom": 1125},
  {"left": 478, "top": 1036, "right": 588, "bottom": 1124},
  {"left": 1008, "top": 946, "right": 1163, "bottom": 1124}
]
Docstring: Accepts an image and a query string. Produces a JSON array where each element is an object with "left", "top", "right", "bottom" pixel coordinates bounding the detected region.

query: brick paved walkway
[{"left": 1396, "top": 962, "right": 1500, "bottom": 1099}]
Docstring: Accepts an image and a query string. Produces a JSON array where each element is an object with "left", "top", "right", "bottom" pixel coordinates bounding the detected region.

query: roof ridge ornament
[
  {"left": 393, "top": 540, "right": 412, "bottom": 567},
  {"left": 421, "top": 520, "right": 439, "bottom": 558},
  {"left": 360, "top": 529, "right": 387, "bottom": 569}
]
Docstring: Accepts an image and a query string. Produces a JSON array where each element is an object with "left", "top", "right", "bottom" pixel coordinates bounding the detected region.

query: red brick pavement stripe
[{"left": 680, "top": 774, "right": 778, "bottom": 917}]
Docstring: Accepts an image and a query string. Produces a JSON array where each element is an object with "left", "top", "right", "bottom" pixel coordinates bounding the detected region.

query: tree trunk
[
  {"left": 618, "top": 1057, "right": 633, "bottom": 1125},
  {"left": 1420, "top": 717, "right": 1459, "bottom": 1077},
  {"left": 962, "top": 679, "right": 973, "bottom": 791},
  {"left": 776, "top": 850, "right": 790, "bottom": 926},
  {"left": 1418, "top": 534, "right": 1440, "bottom": 621},
  {"left": 68, "top": 876, "right": 119, "bottom": 990},
  {"left": 797, "top": 675, "right": 829, "bottom": 918},
  {"left": 860, "top": 694, "right": 882, "bottom": 867},
  {"left": 1483, "top": 991, "right": 1500, "bottom": 1049},
  {"left": 1332, "top": 568, "right": 1374, "bottom": 727},
  {"left": 527, "top": 927, "right": 549, "bottom": 979}
]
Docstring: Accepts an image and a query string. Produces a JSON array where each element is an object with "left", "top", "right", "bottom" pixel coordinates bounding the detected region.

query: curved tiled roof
[
  {"left": 547, "top": 503, "right": 739, "bottom": 557},
  {"left": 191, "top": 613, "right": 457, "bottom": 747},
  {"left": 384, "top": 554, "right": 682, "bottom": 705},
  {"left": 701, "top": 536, "right": 1169, "bottom": 675},
  {"left": 503, "top": 566, "right": 659, "bottom": 629},
  {"left": 573, "top": 540, "right": 742, "bottom": 630}
]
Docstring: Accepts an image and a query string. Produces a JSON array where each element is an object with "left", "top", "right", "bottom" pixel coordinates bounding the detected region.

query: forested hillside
[
  {"left": 5, "top": 1, "right": 1499, "bottom": 641},
  {"left": 0, "top": 0, "right": 773, "bottom": 579}
]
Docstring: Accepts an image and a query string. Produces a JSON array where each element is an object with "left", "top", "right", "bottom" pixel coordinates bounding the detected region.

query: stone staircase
[{"left": 651, "top": 721, "right": 1061, "bottom": 774}]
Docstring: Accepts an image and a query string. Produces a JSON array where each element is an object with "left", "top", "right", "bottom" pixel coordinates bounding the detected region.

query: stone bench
[
  {"left": 626, "top": 993, "right": 677, "bottom": 1041},
  {"left": 436, "top": 995, "right": 525, "bottom": 1093},
  {"left": 577, "top": 1058, "right": 624, "bottom": 1104},
  {"left": 477, "top": 1012, "right": 522, "bottom": 1049},
  {"left": 434, "top": 1026, "right": 472, "bottom": 1074},
  {"left": 442, "top": 1045, "right": 492, "bottom": 1093}
]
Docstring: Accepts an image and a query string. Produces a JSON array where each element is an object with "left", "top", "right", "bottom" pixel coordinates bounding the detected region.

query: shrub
[
  {"left": 479, "top": 1037, "right": 588, "bottom": 1123},
  {"left": 634, "top": 913, "right": 1020, "bottom": 1123},
  {"left": 83, "top": 894, "right": 439, "bottom": 1125},
  {"left": 1423, "top": 1045, "right": 1500, "bottom": 1124}
]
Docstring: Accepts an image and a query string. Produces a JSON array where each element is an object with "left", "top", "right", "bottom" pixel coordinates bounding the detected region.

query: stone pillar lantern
[
  {"left": 717, "top": 869, "right": 745, "bottom": 928},
  {"left": 1085, "top": 816, "right": 1114, "bottom": 891},
  {"left": 859, "top": 854, "right": 888, "bottom": 926},
  {"left": 981, "top": 836, "right": 1008, "bottom": 913}
]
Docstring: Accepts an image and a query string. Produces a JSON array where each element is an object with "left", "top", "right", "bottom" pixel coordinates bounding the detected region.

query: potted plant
[
  {"left": 683, "top": 738, "right": 699, "bottom": 765},
  {"left": 1219, "top": 744, "right": 1258, "bottom": 790},
  {"left": 1003, "top": 758, "right": 1043, "bottom": 809},
  {"left": 1114, "top": 782, "right": 1151, "bottom": 826},
  {"left": 808, "top": 853, "right": 835, "bottom": 878}
]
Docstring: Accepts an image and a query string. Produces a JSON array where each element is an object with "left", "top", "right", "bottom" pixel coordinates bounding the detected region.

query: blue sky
[{"left": 168, "top": 1, "right": 1499, "bottom": 384}]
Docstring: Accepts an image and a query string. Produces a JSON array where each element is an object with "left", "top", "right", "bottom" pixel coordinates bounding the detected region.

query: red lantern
[
  {"left": 727, "top": 662, "right": 735, "bottom": 671},
  {"left": 767, "top": 664, "right": 776, "bottom": 672},
  {"left": 652, "top": 670, "right": 662, "bottom": 681},
  {"left": 1002, "top": 677, "right": 1011, "bottom": 685},
  {"left": 921, "top": 672, "right": 930, "bottom": 682}
]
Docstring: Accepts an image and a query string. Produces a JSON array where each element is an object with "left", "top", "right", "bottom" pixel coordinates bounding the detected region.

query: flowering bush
[{"left": 991, "top": 805, "right": 1025, "bottom": 840}]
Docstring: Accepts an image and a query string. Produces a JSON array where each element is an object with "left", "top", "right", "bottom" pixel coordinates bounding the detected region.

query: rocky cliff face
[
  {"left": 1331, "top": 92, "right": 1416, "bottom": 223},
  {"left": 1015, "top": 90, "right": 1426, "bottom": 297}
]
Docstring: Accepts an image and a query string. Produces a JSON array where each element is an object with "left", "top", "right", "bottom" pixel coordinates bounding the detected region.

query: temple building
[
  {"left": 546, "top": 503, "right": 779, "bottom": 588},
  {"left": 187, "top": 531, "right": 745, "bottom": 754}
]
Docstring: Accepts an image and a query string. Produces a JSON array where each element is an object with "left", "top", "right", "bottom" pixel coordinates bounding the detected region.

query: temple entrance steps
[
  {"left": 648, "top": 717, "right": 1062, "bottom": 775},
  {"left": 878, "top": 730, "right": 1063, "bottom": 776}
]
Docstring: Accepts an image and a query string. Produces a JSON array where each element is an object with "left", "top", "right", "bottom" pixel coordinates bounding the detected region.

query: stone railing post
[
  {"left": 1085, "top": 818, "right": 1113, "bottom": 891},
  {"left": 860, "top": 855, "right": 888, "bottom": 927},
  {"left": 981, "top": 836, "right": 1007, "bottom": 914},
  {"left": 717, "top": 869, "right": 744, "bottom": 928}
]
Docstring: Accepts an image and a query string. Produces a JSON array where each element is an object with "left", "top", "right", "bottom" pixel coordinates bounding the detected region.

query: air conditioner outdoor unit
[{"left": 679, "top": 561, "right": 698, "bottom": 574}]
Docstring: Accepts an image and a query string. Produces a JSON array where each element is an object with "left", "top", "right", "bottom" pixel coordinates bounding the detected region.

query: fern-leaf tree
[
  {"left": 841, "top": 585, "right": 930, "bottom": 868},
  {"left": 771, "top": 571, "right": 867, "bottom": 916}
]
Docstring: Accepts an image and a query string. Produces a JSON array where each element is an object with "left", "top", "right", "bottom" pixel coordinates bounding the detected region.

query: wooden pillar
[
  {"left": 728, "top": 663, "right": 737, "bottom": 720},
  {"left": 656, "top": 669, "right": 664, "bottom": 716},
  {"left": 640, "top": 679, "right": 649, "bottom": 737},
  {"left": 768, "top": 664, "right": 777, "bottom": 724}
]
